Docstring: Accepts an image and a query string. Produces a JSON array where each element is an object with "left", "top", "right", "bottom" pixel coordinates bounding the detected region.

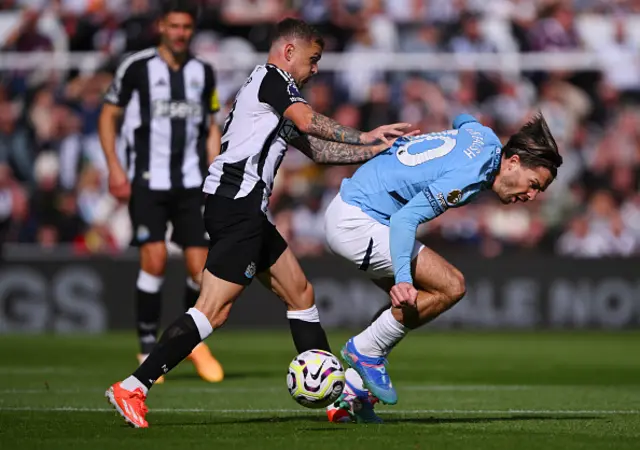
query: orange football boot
[
  {"left": 105, "top": 382, "right": 149, "bottom": 428},
  {"left": 187, "top": 342, "right": 224, "bottom": 382}
]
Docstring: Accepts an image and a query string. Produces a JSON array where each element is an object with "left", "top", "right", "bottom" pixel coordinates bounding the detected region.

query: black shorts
[
  {"left": 129, "top": 186, "right": 208, "bottom": 248},
  {"left": 203, "top": 193, "right": 288, "bottom": 286}
]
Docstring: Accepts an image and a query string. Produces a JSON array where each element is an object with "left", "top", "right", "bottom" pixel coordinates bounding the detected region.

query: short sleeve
[
  {"left": 452, "top": 114, "right": 477, "bottom": 130},
  {"left": 258, "top": 68, "right": 307, "bottom": 116},
  {"left": 104, "top": 60, "right": 137, "bottom": 107}
]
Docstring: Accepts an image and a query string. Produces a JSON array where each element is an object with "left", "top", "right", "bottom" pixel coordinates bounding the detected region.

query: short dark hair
[
  {"left": 272, "top": 18, "right": 325, "bottom": 49},
  {"left": 161, "top": 0, "right": 198, "bottom": 21},
  {"left": 502, "top": 112, "right": 563, "bottom": 179}
]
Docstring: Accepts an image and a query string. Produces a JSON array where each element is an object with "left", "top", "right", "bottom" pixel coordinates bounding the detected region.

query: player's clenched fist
[
  {"left": 390, "top": 282, "right": 418, "bottom": 308},
  {"left": 361, "top": 123, "right": 417, "bottom": 146}
]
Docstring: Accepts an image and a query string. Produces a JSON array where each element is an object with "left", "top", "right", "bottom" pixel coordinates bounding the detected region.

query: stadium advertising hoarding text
[{"left": 0, "top": 252, "right": 638, "bottom": 333}]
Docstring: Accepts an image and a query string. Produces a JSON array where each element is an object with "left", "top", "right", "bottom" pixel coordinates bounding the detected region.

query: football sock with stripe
[
  {"left": 136, "top": 271, "right": 163, "bottom": 355},
  {"left": 287, "top": 305, "right": 332, "bottom": 353},
  {"left": 131, "top": 308, "right": 212, "bottom": 391}
]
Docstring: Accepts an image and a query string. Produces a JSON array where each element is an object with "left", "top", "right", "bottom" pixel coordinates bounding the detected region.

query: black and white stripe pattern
[
  {"left": 106, "top": 48, "right": 217, "bottom": 191},
  {"left": 203, "top": 64, "right": 307, "bottom": 212}
]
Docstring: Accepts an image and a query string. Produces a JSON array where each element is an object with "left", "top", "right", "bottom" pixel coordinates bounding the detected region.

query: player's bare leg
[
  {"left": 136, "top": 242, "right": 168, "bottom": 384},
  {"left": 257, "top": 247, "right": 330, "bottom": 354},
  {"left": 106, "top": 269, "right": 244, "bottom": 427},
  {"left": 256, "top": 249, "right": 376, "bottom": 423},
  {"left": 183, "top": 247, "right": 224, "bottom": 382},
  {"left": 344, "top": 246, "right": 465, "bottom": 405}
]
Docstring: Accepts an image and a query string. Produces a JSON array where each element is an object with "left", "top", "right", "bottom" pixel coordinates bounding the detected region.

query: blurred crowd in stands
[{"left": 1, "top": 0, "right": 640, "bottom": 258}]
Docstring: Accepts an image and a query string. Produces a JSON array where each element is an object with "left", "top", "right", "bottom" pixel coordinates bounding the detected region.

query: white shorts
[{"left": 324, "top": 193, "right": 424, "bottom": 280}]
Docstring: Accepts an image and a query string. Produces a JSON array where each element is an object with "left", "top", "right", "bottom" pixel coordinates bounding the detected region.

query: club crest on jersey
[
  {"left": 245, "top": 262, "right": 257, "bottom": 279},
  {"left": 447, "top": 189, "right": 463, "bottom": 205},
  {"left": 137, "top": 225, "right": 150, "bottom": 242}
]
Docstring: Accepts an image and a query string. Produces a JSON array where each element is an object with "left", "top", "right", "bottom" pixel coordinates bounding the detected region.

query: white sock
[
  {"left": 186, "top": 307, "right": 213, "bottom": 340},
  {"left": 137, "top": 271, "right": 163, "bottom": 293},
  {"left": 352, "top": 309, "right": 408, "bottom": 357},
  {"left": 286, "top": 305, "right": 320, "bottom": 322},
  {"left": 121, "top": 375, "right": 148, "bottom": 395},
  {"left": 186, "top": 276, "right": 200, "bottom": 291}
]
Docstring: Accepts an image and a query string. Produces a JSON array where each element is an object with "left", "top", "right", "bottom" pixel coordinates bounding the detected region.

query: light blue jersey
[{"left": 340, "top": 114, "right": 503, "bottom": 285}]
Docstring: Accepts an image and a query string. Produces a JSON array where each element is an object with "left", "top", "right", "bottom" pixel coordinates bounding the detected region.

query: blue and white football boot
[{"left": 340, "top": 338, "right": 398, "bottom": 405}]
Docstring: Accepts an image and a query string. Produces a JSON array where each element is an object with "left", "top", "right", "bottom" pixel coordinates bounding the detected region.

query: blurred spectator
[
  {"left": 596, "top": 18, "right": 640, "bottom": 103},
  {"left": 449, "top": 11, "right": 497, "bottom": 54},
  {"left": 528, "top": 2, "right": 581, "bottom": 52},
  {"left": 2, "top": 8, "right": 53, "bottom": 95},
  {"left": 0, "top": 2, "right": 639, "bottom": 259},
  {"left": 0, "top": 100, "right": 35, "bottom": 186}
]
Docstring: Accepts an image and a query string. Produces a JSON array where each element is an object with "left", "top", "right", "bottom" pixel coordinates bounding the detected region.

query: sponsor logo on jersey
[
  {"left": 152, "top": 100, "right": 203, "bottom": 119},
  {"left": 287, "top": 83, "right": 306, "bottom": 103}
]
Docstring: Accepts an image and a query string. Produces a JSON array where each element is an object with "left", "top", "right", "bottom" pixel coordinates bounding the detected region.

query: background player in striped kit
[{"left": 99, "top": 1, "right": 223, "bottom": 384}]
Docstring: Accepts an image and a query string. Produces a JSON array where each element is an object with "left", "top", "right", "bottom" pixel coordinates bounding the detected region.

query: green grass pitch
[{"left": 1, "top": 331, "right": 639, "bottom": 449}]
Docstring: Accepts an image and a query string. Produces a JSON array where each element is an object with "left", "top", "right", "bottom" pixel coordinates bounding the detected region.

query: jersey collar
[
  {"left": 485, "top": 145, "right": 502, "bottom": 187},
  {"left": 266, "top": 63, "right": 296, "bottom": 83},
  {"left": 155, "top": 47, "right": 194, "bottom": 70}
]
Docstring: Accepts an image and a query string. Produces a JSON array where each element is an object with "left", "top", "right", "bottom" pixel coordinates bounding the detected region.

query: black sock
[
  {"left": 137, "top": 289, "right": 161, "bottom": 355},
  {"left": 288, "top": 319, "right": 331, "bottom": 354},
  {"left": 133, "top": 313, "right": 202, "bottom": 389},
  {"left": 184, "top": 282, "right": 200, "bottom": 310}
]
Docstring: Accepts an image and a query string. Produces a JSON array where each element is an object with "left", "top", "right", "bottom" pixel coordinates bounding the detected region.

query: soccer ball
[{"left": 287, "top": 349, "right": 345, "bottom": 409}]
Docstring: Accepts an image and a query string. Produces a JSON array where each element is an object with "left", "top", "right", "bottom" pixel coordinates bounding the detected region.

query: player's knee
[
  {"left": 446, "top": 269, "right": 466, "bottom": 305},
  {"left": 141, "top": 258, "right": 166, "bottom": 277},
  {"left": 140, "top": 246, "right": 167, "bottom": 276}
]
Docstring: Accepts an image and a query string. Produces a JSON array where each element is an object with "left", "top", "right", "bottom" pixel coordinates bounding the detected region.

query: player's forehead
[
  {"left": 523, "top": 165, "right": 553, "bottom": 189},
  {"left": 297, "top": 39, "right": 323, "bottom": 57},
  {"left": 162, "top": 12, "right": 195, "bottom": 26}
]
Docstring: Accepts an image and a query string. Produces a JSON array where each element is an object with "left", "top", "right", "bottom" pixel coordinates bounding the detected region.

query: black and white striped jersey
[
  {"left": 104, "top": 48, "right": 220, "bottom": 191},
  {"left": 203, "top": 63, "right": 307, "bottom": 212}
]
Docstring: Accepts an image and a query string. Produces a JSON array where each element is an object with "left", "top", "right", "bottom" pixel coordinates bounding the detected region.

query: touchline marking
[
  {"left": 0, "top": 367, "right": 82, "bottom": 375},
  {"left": 0, "top": 407, "right": 637, "bottom": 415},
  {"left": 0, "top": 385, "right": 535, "bottom": 395}
]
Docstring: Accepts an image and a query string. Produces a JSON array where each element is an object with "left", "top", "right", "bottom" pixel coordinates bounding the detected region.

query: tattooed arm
[
  {"left": 307, "top": 111, "right": 364, "bottom": 144},
  {"left": 284, "top": 103, "right": 410, "bottom": 145},
  {"left": 289, "top": 134, "right": 390, "bottom": 165}
]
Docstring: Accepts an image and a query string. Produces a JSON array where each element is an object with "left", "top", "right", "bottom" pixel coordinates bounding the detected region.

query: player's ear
[
  {"left": 508, "top": 154, "right": 520, "bottom": 170},
  {"left": 284, "top": 43, "right": 295, "bottom": 61}
]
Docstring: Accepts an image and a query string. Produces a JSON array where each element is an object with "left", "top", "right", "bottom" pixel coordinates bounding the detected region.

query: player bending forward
[{"left": 324, "top": 113, "right": 562, "bottom": 423}]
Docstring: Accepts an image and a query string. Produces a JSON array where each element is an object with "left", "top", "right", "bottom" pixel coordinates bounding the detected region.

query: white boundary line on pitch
[
  {"left": 0, "top": 385, "right": 537, "bottom": 395},
  {"left": 0, "top": 367, "right": 82, "bottom": 375},
  {"left": 0, "top": 407, "right": 638, "bottom": 415}
]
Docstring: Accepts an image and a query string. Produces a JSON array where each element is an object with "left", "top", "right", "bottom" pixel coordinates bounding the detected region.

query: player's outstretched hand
[
  {"left": 361, "top": 123, "right": 416, "bottom": 146},
  {"left": 390, "top": 282, "right": 418, "bottom": 308},
  {"left": 108, "top": 165, "right": 131, "bottom": 202}
]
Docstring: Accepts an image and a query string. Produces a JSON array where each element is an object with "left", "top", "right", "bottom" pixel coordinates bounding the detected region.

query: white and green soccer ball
[{"left": 287, "top": 349, "right": 345, "bottom": 409}]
